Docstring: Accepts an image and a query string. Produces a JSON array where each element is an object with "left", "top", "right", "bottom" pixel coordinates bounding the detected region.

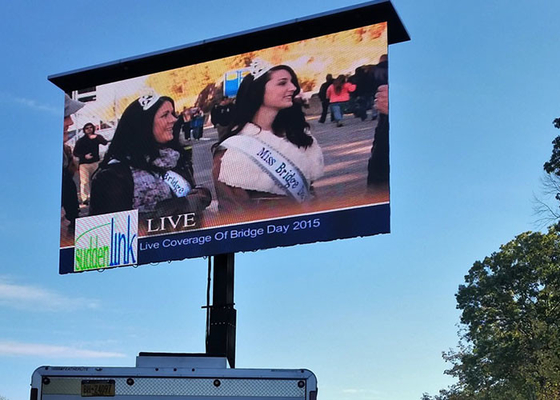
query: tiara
[
  {"left": 138, "top": 93, "right": 160, "bottom": 111},
  {"left": 249, "top": 58, "right": 273, "bottom": 80}
]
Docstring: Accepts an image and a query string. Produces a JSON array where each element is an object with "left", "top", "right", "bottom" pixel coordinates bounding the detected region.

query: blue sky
[{"left": 1, "top": 1, "right": 560, "bottom": 399}]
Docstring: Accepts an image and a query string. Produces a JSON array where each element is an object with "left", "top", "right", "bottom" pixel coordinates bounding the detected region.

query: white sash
[
  {"left": 220, "top": 135, "right": 310, "bottom": 202},
  {"left": 163, "top": 170, "right": 191, "bottom": 198}
]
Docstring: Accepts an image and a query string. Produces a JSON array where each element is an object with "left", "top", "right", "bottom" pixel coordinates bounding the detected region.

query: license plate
[{"left": 81, "top": 380, "right": 115, "bottom": 397}]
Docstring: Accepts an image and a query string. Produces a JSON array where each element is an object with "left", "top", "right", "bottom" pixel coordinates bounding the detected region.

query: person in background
[
  {"left": 367, "top": 53, "right": 389, "bottom": 189},
  {"left": 326, "top": 74, "right": 356, "bottom": 127},
  {"left": 62, "top": 94, "right": 85, "bottom": 232},
  {"left": 173, "top": 107, "right": 195, "bottom": 180},
  {"left": 369, "top": 54, "right": 388, "bottom": 120},
  {"left": 189, "top": 107, "right": 205, "bottom": 140},
  {"left": 350, "top": 66, "right": 370, "bottom": 121},
  {"left": 367, "top": 84, "right": 389, "bottom": 188},
  {"left": 73, "top": 122, "right": 108, "bottom": 205},
  {"left": 317, "top": 74, "right": 334, "bottom": 124},
  {"left": 211, "top": 96, "right": 235, "bottom": 141}
]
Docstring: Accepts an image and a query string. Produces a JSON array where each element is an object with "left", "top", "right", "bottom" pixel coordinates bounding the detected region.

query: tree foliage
[
  {"left": 423, "top": 229, "right": 560, "bottom": 399},
  {"left": 543, "top": 135, "right": 560, "bottom": 177},
  {"left": 424, "top": 117, "right": 560, "bottom": 399},
  {"left": 535, "top": 118, "right": 560, "bottom": 225}
]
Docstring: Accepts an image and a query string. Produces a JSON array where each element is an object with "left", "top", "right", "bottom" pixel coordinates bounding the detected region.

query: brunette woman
[
  {"left": 90, "top": 95, "right": 211, "bottom": 224},
  {"left": 212, "top": 63, "right": 323, "bottom": 213}
]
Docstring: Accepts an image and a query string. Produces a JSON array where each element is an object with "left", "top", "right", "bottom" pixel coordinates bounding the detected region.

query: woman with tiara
[
  {"left": 212, "top": 60, "right": 324, "bottom": 214},
  {"left": 90, "top": 94, "right": 211, "bottom": 228}
]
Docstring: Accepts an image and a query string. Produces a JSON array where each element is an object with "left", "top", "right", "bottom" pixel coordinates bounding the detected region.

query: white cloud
[
  {"left": 13, "top": 96, "right": 59, "bottom": 114},
  {"left": 0, "top": 277, "right": 100, "bottom": 311},
  {"left": 0, "top": 341, "right": 125, "bottom": 358},
  {"left": 0, "top": 91, "right": 59, "bottom": 115}
]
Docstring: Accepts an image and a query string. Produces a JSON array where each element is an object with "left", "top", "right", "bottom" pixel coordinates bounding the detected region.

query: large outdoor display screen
[{"left": 59, "top": 21, "right": 390, "bottom": 274}]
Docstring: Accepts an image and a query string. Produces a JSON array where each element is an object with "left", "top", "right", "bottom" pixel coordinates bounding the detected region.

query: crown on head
[
  {"left": 249, "top": 58, "right": 273, "bottom": 80},
  {"left": 138, "top": 93, "right": 160, "bottom": 111}
]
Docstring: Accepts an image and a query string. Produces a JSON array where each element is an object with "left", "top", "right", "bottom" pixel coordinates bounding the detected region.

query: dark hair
[
  {"left": 333, "top": 75, "right": 346, "bottom": 95},
  {"left": 101, "top": 96, "right": 175, "bottom": 171},
  {"left": 83, "top": 122, "right": 95, "bottom": 134},
  {"left": 214, "top": 65, "right": 313, "bottom": 150}
]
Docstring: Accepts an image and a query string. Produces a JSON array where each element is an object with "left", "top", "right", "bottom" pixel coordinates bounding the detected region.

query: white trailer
[{"left": 31, "top": 353, "right": 318, "bottom": 400}]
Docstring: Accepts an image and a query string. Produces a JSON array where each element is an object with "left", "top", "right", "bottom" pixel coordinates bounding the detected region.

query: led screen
[{"left": 60, "top": 21, "right": 390, "bottom": 273}]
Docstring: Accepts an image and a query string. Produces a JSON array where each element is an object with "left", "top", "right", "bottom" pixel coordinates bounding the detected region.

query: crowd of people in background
[
  {"left": 316, "top": 54, "right": 390, "bottom": 189},
  {"left": 319, "top": 54, "right": 388, "bottom": 127}
]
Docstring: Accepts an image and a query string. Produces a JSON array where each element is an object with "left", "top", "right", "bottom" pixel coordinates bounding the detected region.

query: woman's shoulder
[
  {"left": 238, "top": 122, "right": 262, "bottom": 136},
  {"left": 94, "top": 160, "right": 132, "bottom": 185},
  {"left": 90, "top": 160, "right": 134, "bottom": 215},
  {"left": 306, "top": 135, "right": 324, "bottom": 157}
]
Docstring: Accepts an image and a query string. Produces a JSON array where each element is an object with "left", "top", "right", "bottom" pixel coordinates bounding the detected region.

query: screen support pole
[{"left": 206, "top": 253, "right": 236, "bottom": 368}]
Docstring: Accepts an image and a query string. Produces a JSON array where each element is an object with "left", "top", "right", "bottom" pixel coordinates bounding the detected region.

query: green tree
[
  {"left": 423, "top": 229, "right": 560, "bottom": 399},
  {"left": 534, "top": 118, "right": 560, "bottom": 225},
  {"left": 421, "top": 390, "right": 473, "bottom": 400},
  {"left": 543, "top": 118, "right": 560, "bottom": 175}
]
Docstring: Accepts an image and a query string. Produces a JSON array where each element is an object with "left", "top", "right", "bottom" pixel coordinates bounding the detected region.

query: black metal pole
[{"left": 206, "top": 253, "right": 236, "bottom": 368}]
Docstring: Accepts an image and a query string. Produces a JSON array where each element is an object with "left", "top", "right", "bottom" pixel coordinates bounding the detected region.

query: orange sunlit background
[{"left": 70, "top": 22, "right": 386, "bottom": 129}]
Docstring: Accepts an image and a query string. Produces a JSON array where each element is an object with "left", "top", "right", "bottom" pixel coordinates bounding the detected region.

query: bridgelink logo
[{"left": 74, "top": 210, "right": 138, "bottom": 272}]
